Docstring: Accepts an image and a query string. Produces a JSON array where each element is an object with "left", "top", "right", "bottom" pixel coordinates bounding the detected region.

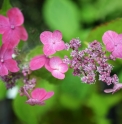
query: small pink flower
[
  {"left": 104, "top": 83, "right": 122, "bottom": 94},
  {"left": 49, "top": 57, "right": 68, "bottom": 79},
  {"left": 102, "top": 30, "right": 122, "bottom": 58},
  {"left": 40, "top": 30, "right": 65, "bottom": 56},
  {"left": 0, "top": 7, "right": 28, "bottom": 47},
  {"left": 26, "top": 88, "right": 54, "bottom": 106},
  {"left": 0, "top": 43, "right": 19, "bottom": 76},
  {"left": 29, "top": 55, "right": 68, "bottom": 79},
  {"left": 29, "top": 55, "right": 47, "bottom": 70}
]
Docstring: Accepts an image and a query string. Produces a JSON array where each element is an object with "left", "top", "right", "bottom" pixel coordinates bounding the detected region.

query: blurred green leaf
[
  {"left": 95, "top": 0, "right": 122, "bottom": 20},
  {"left": 0, "top": 80, "right": 6, "bottom": 100},
  {"left": 95, "top": 117, "right": 111, "bottom": 124},
  {"left": 0, "top": 0, "right": 11, "bottom": 15},
  {"left": 86, "top": 18, "right": 122, "bottom": 42},
  {"left": 87, "top": 18, "right": 121, "bottom": 43},
  {"left": 60, "top": 93, "right": 81, "bottom": 110},
  {"left": 80, "top": 4, "right": 98, "bottom": 23},
  {"left": 60, "top": 70, "right": 94, "bottom": 101},
  {"left": 26, "top": 45, "right": 43, "bottom": 61},
  {"left": 43, "top": 0, "right": 80, "bottom": 40},
  {"left": 87, "top": 93, "right": 122, "bottom": 117}
]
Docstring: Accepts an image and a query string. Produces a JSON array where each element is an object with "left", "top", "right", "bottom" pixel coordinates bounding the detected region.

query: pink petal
[
  {"left": 45, "top": 58, "right": 53, "bottom": 72},
  {"left": 3, "top": 45, "right": 13, "bottom": 60},
  {"left": 2, "top": 29, "right": 20, "bottom": 47},
  {"left": 31, "top": 88, "right": 47, "bottom": 100},
  {"left": 40, "top": 31, "right": 52, "bottom": 44},
  {"left": 26, "top": 99, "right": 45, "bottom": 106},
  {"left": 0, "top": 15, "right": 9, "bottom": 34},
  {"left": 7, "top": 7, "right": 24, "bottom": 26},
  {"left": 59, "top": 63, "right": 68, "bottom": 73},
  {"left": 115, "top": 34, "right": 122, "bottom": 45},
  {"left": 29, "top": 55, "right": 47, "bottom": 70},
  {"left": 49, "top": 57, "right": 62, "bottom": 69},
  {"left": 0, "top": 43, "right": 11, "bottom": 58},
  {"left": 42, "top": 91, "right": 54, "bottom": 101},
  {"left": 112, "top": 44, "right": 122, "bottom": 58},
  {"left": 5, "top": 59, "right": 19, "bottom": 72},
  {"left": 0, "top": 63, "right": 8, "bottom": 76},
  {"left": 51, "top": 70, "right": 65, "bottom": 79},
  {"left": 54, "top": 40, "right": 65, "bottom": 51},
  {"left": 102, "top": 30, "right": 118, "bottom": 52},
  {"left": 104, "top": 89, "right": 113, "bottom": 93},
  {"left": 52, "top": 30, "right": 62, "bottom": 40},
  {"left": 43, "top": 44, "right": 56, "bottom": 56},
  {"left": 18, "top": 26, "right": 28, "bottom": 41}
]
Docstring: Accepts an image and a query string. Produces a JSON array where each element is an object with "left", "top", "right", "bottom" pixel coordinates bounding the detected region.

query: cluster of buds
[{"left": 63, "top": 37, "right": 122, "bottom": 93}]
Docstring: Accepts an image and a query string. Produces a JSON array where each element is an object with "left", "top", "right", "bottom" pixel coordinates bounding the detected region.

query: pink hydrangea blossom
[
  {"left": 29, "top": 55, "right": 68, "bottom": 79},
  {"left": 26, "top": 88, "right": 54, "bottom": 106},
  {"left": 40, "top": 30, "right": 65, "bottom": 56},
  {"left": 49, "top": 57, "right": 68, "bottom": 79},
  {"left": 102, "top": 30, "right": 122, "bottom": 58},
  {"left": 0, "top": 43, "right": 19, "bottom": 76},
  {"left": 0, "top": 7, "right": 28, "bottom": 47},
  {"left": 104, "top": 83, "right": 122, "bottom": 94}
]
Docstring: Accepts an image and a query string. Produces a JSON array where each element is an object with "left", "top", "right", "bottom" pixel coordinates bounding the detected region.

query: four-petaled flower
[
  {"left": 40, "top": 30, "right": 65, "bottom": 56},
  {"left": 47, "top": 57, "right": 68, "bottom": 79},
  {"left": 102, "top": 30, "right": 122, "bottom": 58},
  {"left": 0, "top": 43, "right": 19, "bottom": 76},
  {"left": 0, "top": 7, "right": 28, "bottom": 47},
  {"left": 26, "top": 88, "right": 54, "bottom": 106},
  {"left": 29, "top": 55, "right": 68, "bottom": 79}
]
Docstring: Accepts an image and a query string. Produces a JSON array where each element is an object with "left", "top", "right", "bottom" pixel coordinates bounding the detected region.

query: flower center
[
  {"left": 53, "top": 42, "right": 55, "bottom": 44},
  {"left": 1, "top": 59, "right": 4, "bottom": 63},
  {"left": 0, "top": 56, "right": 4, "bottom": 63},
  {"left": 11, "top": 25, "right": 15, "bottom": 30}
]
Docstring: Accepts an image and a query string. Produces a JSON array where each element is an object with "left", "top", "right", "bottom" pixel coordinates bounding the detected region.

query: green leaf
[
  {"left": 87, "top": 93, "right": 122, "bottom": 117},
  {"left": 26, "top": 45, "right": 43, "bottom": 61},
  {"left": 43, "top": 0, "right": 80, "bottom": 40},
  {"left": 0, "top": 0, "right": 12, "bottom": 15},
  {"left": 95, "top": 0, "right": 122, "bottom": 20},
  {"left": 60, "top": 70, "right": 94, "bottom": 101},
  {"left": 86, "top": 18, "right": 122, "bottom": 42},
  {"left": 60, "top": 93, "right": 81, "bottom": 110},
  {"left": 0, "top": 80, "right": 7, "bottom": 100}
]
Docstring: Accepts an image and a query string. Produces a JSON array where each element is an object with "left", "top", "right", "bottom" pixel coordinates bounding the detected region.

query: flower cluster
[
  {"left": 63, "top": 33, "right": 122, "bottom": 93},
  {"left": 30, "top": 30, "right": 68, "bottom": 79},
  {"left": 0, "top": 7, "right": 122, "bottom": 107},
  {"left": 0, "top": 8, "right": 63, "bottom": 106}
]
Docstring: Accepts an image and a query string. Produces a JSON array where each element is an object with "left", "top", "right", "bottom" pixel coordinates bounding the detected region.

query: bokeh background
[{"left": 0, "top": 0, "right": 122, "bottom": 124}]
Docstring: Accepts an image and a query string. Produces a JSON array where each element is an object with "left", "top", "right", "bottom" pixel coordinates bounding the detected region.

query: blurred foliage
[{"left": 0, "top": 0, "right": 122, "bottom": 124}]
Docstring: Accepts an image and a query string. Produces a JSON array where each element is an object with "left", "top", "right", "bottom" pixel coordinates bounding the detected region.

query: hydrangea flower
[
  {"left": 29, "top": 55, "right": 68, "bottom": 79},
  {"left": 26, "top": 88, "right": 54, "bottom": 106},
  {"left": 0, "top": 43, "right": 19, "bottom": 76},
  {"left": 102, "top": 30, "right": 122, "bottom": 58},
  {"left": 0, "top": 7, "right": 28, "bottom": 47},
  {"left": 48, "top": 57, "right": 68, "bottom": 79},
  {"left": 40, "top": 30, "right": 65, "bottom": 56}
]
